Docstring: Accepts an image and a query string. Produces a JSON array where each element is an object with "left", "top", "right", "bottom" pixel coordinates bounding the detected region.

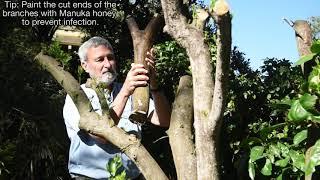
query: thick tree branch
[
  {"left": 85, "top": 78, "right": 110, "bottom": 114},
  {"left": 34, "top": 53, "right": 168, "bottom": 180},
  {"left": 285, "top": 19, "right": 313, "bottom": 76},
  {"left": 161, "top": 0, "right": 214, "bottom": 130},
  {"left": 166, "top": 75, "right": 196, "bottom": 180},
  {"left": 126, "top": 15, "right": 164, "bottom": 124},
  {"left": 293, "top": 20, "right": 312, "bottom": 57},
  {"left": 209, "top": 0, "right": 232, "bottom": 177},
  {"left": 293, "top": 20, "right": 313, "bottom": 76},
  {"left": 161, "top": 0, "right": 231, "bottom": 179},
  {"left": 192, "top": 9, "right": 209, "bottom": 30}
]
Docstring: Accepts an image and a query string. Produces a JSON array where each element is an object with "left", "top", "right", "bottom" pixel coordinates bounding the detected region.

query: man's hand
[
  {"left": 122, "top": 63, "right": 149, "bottom": 97},
  {"left": 146, "top": 48, "right": 158, "bottom": 90}
]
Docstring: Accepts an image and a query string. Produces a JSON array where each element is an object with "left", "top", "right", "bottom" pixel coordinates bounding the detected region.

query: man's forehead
[
  {"left": 89, "top": 45, "right": 113, "bottom": 53},
  {"left": 88, "top": 45, "right": 114, "bottom": 56}
]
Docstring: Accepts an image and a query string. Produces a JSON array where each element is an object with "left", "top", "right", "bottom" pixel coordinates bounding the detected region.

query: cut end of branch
[
  {"left": 163, "top": 25, "right": 169, "bottom": 34},
  {"left": 126, "top": 15, "right": 140, "bottom": 34},
  {"left": 193, "top": 8, "right": 209, "bottom": 30},
  {"left": 283, "top": 17, "right": 294, "bottom": 27},
  {"left": 197, "top": 9, "right": 209, "bottom": 21},
  {"left": 213, "top": 0, "right": 230, "bottom": 16}
]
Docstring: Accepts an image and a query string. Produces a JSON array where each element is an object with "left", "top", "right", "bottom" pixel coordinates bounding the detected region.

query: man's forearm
[
  {"left": 150, "top": 90, "right": 171, "bottom": 127},
  {"left": 110, "top": 90, "right": 129, "bottom": 124}
]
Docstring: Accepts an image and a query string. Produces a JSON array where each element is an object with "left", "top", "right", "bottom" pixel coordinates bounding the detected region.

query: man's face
[{"left": 81, "top": 45, "right": 117, "bottom": 85}]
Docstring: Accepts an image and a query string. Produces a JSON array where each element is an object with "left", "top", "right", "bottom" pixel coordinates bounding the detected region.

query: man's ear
[{"left": 81, "top": 61, "right": 89, "bottom": 73}]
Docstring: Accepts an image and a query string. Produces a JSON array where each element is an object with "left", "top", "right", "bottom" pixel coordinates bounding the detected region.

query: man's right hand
[{"left": 122, "top": 63, "right": 149, "bottom": 97}]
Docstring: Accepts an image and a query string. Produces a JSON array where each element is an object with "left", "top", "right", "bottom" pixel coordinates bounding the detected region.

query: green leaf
[
  {"left": 288, "top": 100, "right": 310, "bottom": 121},
  {"left": 269, "top": 144, "right": 281, "bottom": 157},
  {"left": 293, "top": 129, "right": 308, "bottom": 146},
  {"left": 250, "top": 146, "right": 265, "bottom": 162},
  {"left": 107, "top": 155, "right": 124, "bottom": 177},
  {"left": 277, "top": 142, "right": 290, "bottom": 158},
  {"left": 248, "top": 160, "right": 255, "bottom": 180},
  {"left": 308, "top": 66, "right": 320, "bottom": 94},
  {"left": 305, "top": 139, "right": 320, "bottom": 176},
  {"left": 108, "top": 162, "right": 117, "bottom": 176},
  {"left": 289, "top": 150, "right": 305, "bottom": 171},
  {"left": 276, "top": 172, "right": 283, "bottom": 180},
  {"left": 270, "top": 100, "right": 291, "bottom": 110},
  {"left": 275, "top": 157, "right": 289, "bottom": 167},
  {"left": 299, "top": 93, "right": 318, "bottom": 110},
  {"left": 294, "top": 53, "right": 317, "bottom": 66},
  {"left": 261, "top": 158, "right": 272, "bottom": 176},
  {"left": 312, "top": 115, "right": 320, "bottom": 122},
  {"left": 113, "top": 170, "right": 127, "bottom": 180},
  {"left": 210, "top": 0, "right": 217, "bottom": 11},
  {"left": 311, "top": 42, "right": 320, "bottom": 54}
]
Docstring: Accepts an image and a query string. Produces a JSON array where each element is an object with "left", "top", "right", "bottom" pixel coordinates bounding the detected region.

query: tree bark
[
  {"left": 126, "top": 15, "right": 164, "bottom": 124},
  {"left": 209, "top": 1, "right": 232, "bottom": 177},
  {"left": 291, "top": 20, "right": 317, "bottom": 180},
  {"left": 293, "top": 20, "right": 313, "bottom": 77},
  {"left": 160, "top": 0, "right": 231, "bottom": 179},
  {"left": 166, "top": 75, "right": 196, "bottom": 180},
  {"left": 34, "top": 53, "right": 168, "bottom": 180}
]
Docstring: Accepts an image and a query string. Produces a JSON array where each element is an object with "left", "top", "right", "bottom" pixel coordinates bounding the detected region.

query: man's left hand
[{"left": 145, "top": 48, "right": 158, "bottom": 90}]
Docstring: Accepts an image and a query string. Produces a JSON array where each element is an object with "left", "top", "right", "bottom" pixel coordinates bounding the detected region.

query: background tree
[{"left": 309, "top": 16, "right": 320, "bottom": 40}]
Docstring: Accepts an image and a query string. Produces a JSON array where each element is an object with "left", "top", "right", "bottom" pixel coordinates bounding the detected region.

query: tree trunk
[
  {"left": 167, "top": 75, "right": 196, "bottom": 180},
  {"left": 160, "top": 0, "right": 232, "bottom": 179},
  {"left": 209, "top": 3, "right": 232, "bottom": 178}
]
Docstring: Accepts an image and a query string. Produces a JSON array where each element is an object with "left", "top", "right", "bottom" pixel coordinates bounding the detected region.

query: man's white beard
[{"left": 99, "top": 71, "right": 117, "bottom": 86}]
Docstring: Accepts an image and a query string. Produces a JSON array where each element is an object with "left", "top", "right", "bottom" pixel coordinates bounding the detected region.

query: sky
[{"left": 204, "top": 0, "right": 319, "bottom": 69}]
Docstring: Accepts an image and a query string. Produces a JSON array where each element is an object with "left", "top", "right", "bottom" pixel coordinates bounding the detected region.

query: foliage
[
  {"left": 42, "top": 41, "right": 72, "bottom": 69},
  {"left": 294, "top": 40, "right": 320, "bottom": 66},
  {"left": 309, "top": 16, "right": 320, "bottom": 40},
  {"left": 245, "top": 41, "right": 320, "bottom": 179},
  {"left": 0, "top": 28, "right": 69, "bottom": 180},
  {"left": 153, "top": 41, "right": 190, "bottom": 101},
  {"left": 223, "top": 58, "right": 303, "bottom": 179},
  {"left": 247, "top": 124, "right": 307, "bottom": 179},
  {"left": 106, "top": 155, "right": 127, "bottom": 180}
]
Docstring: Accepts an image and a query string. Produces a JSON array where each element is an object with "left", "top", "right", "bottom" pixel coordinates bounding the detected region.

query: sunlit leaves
[
  {"left": 311, "top": 40, "right": 320, "bottom": 53},
  {"left": 294, "top": 53, "right": 317, "bottom": 66},
  {"left": 308, "top": 65, "right": 320, "bottom": 94},
  {"left": 275, "top": 157, "right": 289, "bottom": 167},
  {"left": 42, "top": 41, "right": 72, "bottom": 69},
  {"left": 106, "top": 155, "right": 127, "bottom": 180},
  {"left": 250, "top": 146, "right": 265, "bottom": 162},
  {"left": 293, "top": 130, "right": 308, "bottom": 146},
  {"left": 289, "top": 150, "right": 305, "bottom": 171},
  {"left": 287, "top": 94, "right": 318, "bottom": 122},
  {"left": 305, "top": 139, "right": 320, "bottom": 176},
  {"left": 299, "top": 93, "right": 318, "bottom": 110},
  {"left": 261, "top": 158, "right": 272, "bottom": 176},
  {"left": 248, "top": 160, "right": 255, "bottom": 180},
  {"left": 209, "top": 0, "right": 216, "bottom": 12},
  {"left": 288, "top": 100, "right": 310, "bottom": 121}
]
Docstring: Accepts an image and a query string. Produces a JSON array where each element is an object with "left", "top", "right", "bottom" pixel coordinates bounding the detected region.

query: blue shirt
[{"left": 63, "top": 82, "right": 154, "bottom": 179}]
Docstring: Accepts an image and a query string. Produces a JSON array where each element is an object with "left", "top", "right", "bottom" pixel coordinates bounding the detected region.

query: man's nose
[{"left": 103, "top": 57, "right": 111, "bottom": 68}]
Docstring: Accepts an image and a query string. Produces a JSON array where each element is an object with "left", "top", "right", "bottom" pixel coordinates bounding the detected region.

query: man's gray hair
[{"left": 78, "top": 36, "right": 113, "bottom": 63}]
